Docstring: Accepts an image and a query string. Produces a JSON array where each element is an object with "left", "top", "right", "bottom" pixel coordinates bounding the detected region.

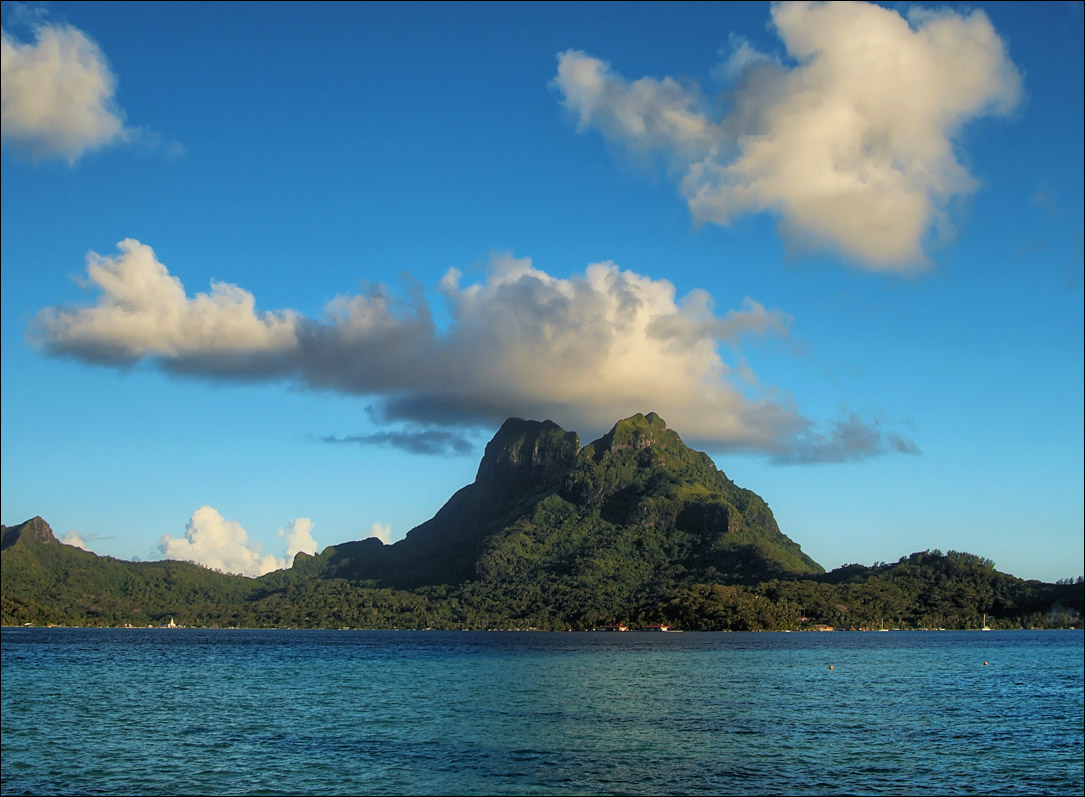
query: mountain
[
  {"left": 289, "top": 416, "right": 582, "bottom": 587},
  {"left": 1, "top": 516, "right": 60, "bottom": 550},
  {"left": 1, "top": 516, "right": 258, "bottom": 626},
  {"left": 288, "top": 412, "right": 822, "bottom": 595},
  {"left": 3, "top": 414, "right": 1081, "bottom": 630}
]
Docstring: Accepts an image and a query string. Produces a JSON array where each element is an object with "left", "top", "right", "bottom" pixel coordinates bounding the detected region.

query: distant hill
[
  {"left": 1, "top": 516, "right": 256, "bottom": 626},
  {"left": 3, "top": 414, "right": 1081, "bottom": 630}
]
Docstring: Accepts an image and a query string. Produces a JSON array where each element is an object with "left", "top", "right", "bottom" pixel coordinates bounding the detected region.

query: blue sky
[{"left": 2, "top": 1, "right": 1081, "bottom": 581}]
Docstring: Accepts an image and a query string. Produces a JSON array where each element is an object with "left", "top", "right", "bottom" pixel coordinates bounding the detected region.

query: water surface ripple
[{"left": 2, "top": 629, "right": 1082, "bottom": 796}]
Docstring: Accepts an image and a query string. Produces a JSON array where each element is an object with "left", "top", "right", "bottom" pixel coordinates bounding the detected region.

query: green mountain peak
[
  {"left": 581, "top": 412, "right": 672, "bottom": 459},
  {"left": 288, "top": 412, "right": 824, "bottom": 591},
  {"left": 1, "top": 516, "right": 60, "bottom": 551}
]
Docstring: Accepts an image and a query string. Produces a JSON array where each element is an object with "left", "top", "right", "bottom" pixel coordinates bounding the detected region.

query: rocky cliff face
[
  {"left": 307, "top": 412, "right": 823, "bottom": 589},
  {"left": 474, "top": 418, "right": 580, "bottom": 491},
  {"left": 1, "top": 516, "right": 60, "bottom": 551}
]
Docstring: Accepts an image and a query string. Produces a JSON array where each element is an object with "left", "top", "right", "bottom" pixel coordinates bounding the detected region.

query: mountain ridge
[
  {"left": 292, "top": 412, "right": 821, "bottom": 591},
  {"left": 3, "top": 413, "right": 1081, "bottom": 630}
]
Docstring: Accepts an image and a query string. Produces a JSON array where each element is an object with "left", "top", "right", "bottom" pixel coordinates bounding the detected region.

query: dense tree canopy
[{"left": 4, "top": 416, "right": 1080, "bottom": 630}]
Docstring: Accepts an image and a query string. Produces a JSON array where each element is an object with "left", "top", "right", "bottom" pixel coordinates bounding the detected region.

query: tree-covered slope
[
  {"left": 3, "top": 415, "right": 1080, "bottom": 630},
  {"left": 1, "top": 517, "right": 258, "bottom": 626},
  {"left": 279, "top": 417, "right": 581, "bottom": 587},
  {"left": 456, "top": 413, "right": 822, "bottom": 626},
  {"left": 290, "top": 412, "right": 821, "bottom": 604},
  {"left": 661, "top": 551, "right": 1084, "bottom": 631}
]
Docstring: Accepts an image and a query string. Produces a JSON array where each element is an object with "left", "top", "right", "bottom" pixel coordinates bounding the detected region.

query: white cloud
[
  {"left": 711, "top": 33, "right": 776, "bottom": 84},
  {"left": 158, "top": 506, "right": 317, "bottom": 577},
  {"left": 34, "top": 239, "right": 298, "bottom": 367},
  {"left": 552, "top": 1, "right": 1023, "bottom": 271},
  {"left": 33, "top": 239, "right": 914, "bottom": 461},
  {"left": 367, "top": 523, "right": 392, "bottom": 545},
  {"left": 62, "top": 530, "right": 89, "bottom": 550},
  {"left": 421, "top": 254, "right": 799, "bottom": 450},
  {"left": 554, "top": 49, "right": 713, "bottom": 159},
  {"left": 278, "top": 517, "right": 318, "bottom": 562},
  {"left": 1, "top": 20, "right": 129, "bottom": 162}
]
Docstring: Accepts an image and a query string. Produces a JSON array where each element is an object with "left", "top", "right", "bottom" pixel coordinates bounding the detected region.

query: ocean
[{"left": 1, "top": 628, "right": 1082, "bottom": 796}]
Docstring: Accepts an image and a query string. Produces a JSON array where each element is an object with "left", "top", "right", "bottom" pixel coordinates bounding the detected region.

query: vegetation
[{"left": 3, "top": 415, "right": 1081, "bottom": 631}]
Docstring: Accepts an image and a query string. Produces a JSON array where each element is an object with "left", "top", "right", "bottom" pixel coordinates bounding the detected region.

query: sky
[{"left": 1, "top": 1, "right": 1082, "bottom": 582}]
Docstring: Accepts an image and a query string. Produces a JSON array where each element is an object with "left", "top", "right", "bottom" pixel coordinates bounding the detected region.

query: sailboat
[{"left": 981, "top": 613, "right": 991, "bottom": 631}]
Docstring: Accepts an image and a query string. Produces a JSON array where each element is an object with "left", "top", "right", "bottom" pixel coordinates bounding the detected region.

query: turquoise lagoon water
[{"left": 1, "top": 628, "right": 1082, "bottom": 795}]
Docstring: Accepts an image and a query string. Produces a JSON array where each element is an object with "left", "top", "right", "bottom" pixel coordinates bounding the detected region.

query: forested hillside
[{"left": 4, "top": 416, "right": 1081, "bottom": 630}]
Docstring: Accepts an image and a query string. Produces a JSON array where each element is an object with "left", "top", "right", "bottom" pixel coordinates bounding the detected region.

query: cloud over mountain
[
  {"left": 278, "top": 518, "right": 319, "bottom": 564},
  {"left": 367, "top": 523, "right": 392, "bottom": 545},
  {"left": 32, "top": 238, "right": 915, "bottom": 462},
  {"left": 552, "top": 1, "right": 1022, "bottom": 271},
  {"left": 61, "top": 530, "right": 90, "bottom": 550},
  {"left": 158, "top": 507, "right": 318, "bottom": 578}
]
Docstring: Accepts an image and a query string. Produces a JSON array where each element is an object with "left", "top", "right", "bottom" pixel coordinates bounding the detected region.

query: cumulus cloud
[
  {"left": 34, "top": 239, "right": 298, "bottom": 369},
  {"left": 552, "top": 1, "right": 1023, "bottom": 271},
  {"left": 277, "top": 517, "right": 319, "bottom": 562},
  {"left": 367, "top": 523, "right": 392, "bottom": 545},
  {"left": 322, "top": 429, "right": 475, "bottom": 456},
  {"left": 158, "top": 506, "right": 318, "bottom": 577},
  {"left": 2, "top": 18, "right": 126, "bottom": 162},
  {"left": 32, "top": 239, "right": 915, "bottom": 462},
  {"left": 62, "top": 530, "right": 89, "bottom": 550},
  {"left": 711, "top": 34, "right": 777, "bottom": 84}
]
